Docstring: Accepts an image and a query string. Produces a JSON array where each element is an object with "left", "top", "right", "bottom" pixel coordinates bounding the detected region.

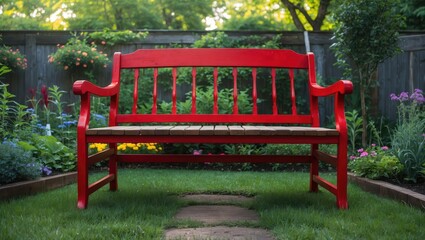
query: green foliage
[
  {"left": 88, "top": 30, "right": 148, "bottom": 47},
  {"left": 332, "top": 0, "right": 403, "bottom": 80},
  {"left": 0, "top": 141, "right": 41, "bottom": 185},
  {"left": 0, "top": 45, "right": 27, "bottom": 70},
  {"left": 390, "top": 89, "right": 425, "bottom": 182},
  {"left": 48, "top": 33, "right": 110, "bottom": 73},
  {"left": 346, "top": 110, "right": 363, "bottom": 154},
  {"left": 18, "top": 135, "right": 76, "bottom": 173},
  {"left": 398, "top": 0, "right": 425, "bottom": 30},
  {"left": 332, "top": 0, "right": 404, "bottom": 146},
  {"left": 349, "top": 145, "right": 403, "bottom": 180},
  {"left": 0, "top": 82, "right": 33, "bottom": 140},
  {"left": 67, "top": 0, "right": 214, "bottom": 30}
]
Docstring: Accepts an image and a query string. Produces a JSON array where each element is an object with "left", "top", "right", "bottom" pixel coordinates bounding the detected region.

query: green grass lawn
[{"left": 1, "top": 169, "right": 424, "bottom": 239}]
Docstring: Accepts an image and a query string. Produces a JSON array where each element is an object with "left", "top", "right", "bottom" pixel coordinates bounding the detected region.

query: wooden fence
[{"left": 1, "top": 30, "right": 424, "bottom": 121}]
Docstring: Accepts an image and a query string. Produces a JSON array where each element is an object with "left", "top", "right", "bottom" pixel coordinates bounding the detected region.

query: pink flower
[
  {"left": 101, "top": 41, "right": 106, "bottom": 45},
  {"left": 371, "top": 143, "right": 376, "bottom": 147},
  {"left": 370, "top": 151, "right": 377, "bottom": 156},
  {"left": 381, "top": 146, "right": 389, "bottom": 151},
  {"left": 357, "top": 148, "right": 364, "bottom": 153},
  {"left": 360, "top": 152, "right": 369, "bottom": 157},
  {"left": 193, "top": 150, "right": 203, "bottom": 155}
]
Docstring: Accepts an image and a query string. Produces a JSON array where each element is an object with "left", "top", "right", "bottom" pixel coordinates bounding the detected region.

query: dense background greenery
[{"left": 0, "top": 0, "right": 423, "bottom": 31}]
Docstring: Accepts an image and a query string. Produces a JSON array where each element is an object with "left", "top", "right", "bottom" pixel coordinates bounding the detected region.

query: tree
[
  {"left": 280, "top": 0, "right": 332, "bottom": 31},
  {"left": 67, "top": 0, "right": 214, "bottom": 30},
  {"left": 220, "top": 0, "right": 287, "bottom": 30},
  {"left": 332, "top": 0, "right": 404, "bottom": 147},
  {"left": 398, "top": 0, "right": 425, "bottom": 30},
  {"left": 0, "top": 0, "right": 64, "bottom": 30}
]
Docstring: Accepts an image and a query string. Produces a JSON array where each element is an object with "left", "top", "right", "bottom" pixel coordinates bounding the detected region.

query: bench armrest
[
  {"left": 310, "top": 80, "right": 353, "bottom": 97},
  {"left": 73, "top": 80, "right": 119, "bottom": 97}
]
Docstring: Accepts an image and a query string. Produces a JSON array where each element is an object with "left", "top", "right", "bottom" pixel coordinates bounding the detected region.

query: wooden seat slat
[
  {"left": 86, "top": 125, "right": 338, "bottom": 137},
  {"left": 228, "top": 125, "right": 245, "bottom": 135}
]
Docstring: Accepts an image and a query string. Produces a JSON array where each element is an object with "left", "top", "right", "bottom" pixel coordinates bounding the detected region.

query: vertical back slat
[
  {"left": 191, "top": 67, "right": 197, "bottom": 114},
  {"left": 289, "top": 69, "right": 297, "bottom": 115},
  {"left": 132, "top": 69, "right": 139, "bottom": 114},
  {"left": 152, "top": 68, "right": 158, "bottom": 114},
  {"left": 213, "top": 67, "right": 219, "bottom": 114},
  {"left": 172, "top": 67, "right": 177, "bottom": 114},
  {"left": 232, "top": 67, "right": 238, "bottom": 114},
  {"left": 252, "top": 68, "right": 258, "bottom": 115},
  {"left": 271, "top": 68, "right": 278, "bottom": 115}
]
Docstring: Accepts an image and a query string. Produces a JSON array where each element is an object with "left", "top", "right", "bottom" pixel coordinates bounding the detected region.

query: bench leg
[
  {"left": 77, "top": 142, "right": 89, "bottom": 209},
  {"left": 309, "top": 144, "right": 319, "bottom": 192},
  {"left": 109, "top": 143, "right": 118, "bottom": 191},
  {"left": 336, "top": 142, "right": 348, "bottom": 209}
]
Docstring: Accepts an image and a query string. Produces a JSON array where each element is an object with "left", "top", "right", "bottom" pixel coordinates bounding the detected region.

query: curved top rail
[{"left": 120, "top": 48, "right": 309, "bottom": 69}]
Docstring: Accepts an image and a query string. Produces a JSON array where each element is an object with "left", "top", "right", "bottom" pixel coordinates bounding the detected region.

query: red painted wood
[
  {"left": 115, "top": 114, "right": 313, "bottom": 124},
  {"left": 120, "top": 48, "right": 309, "bottom": 68},
  {"left": 232, "top": 67, "right": 238, "bottom": 114},
  {"left": 172, "top": 67, "right": 177, "bottom": 114},
  {"left": 252, "top": 68, "right": 258, "bottom": 115},
  {"left": 191, "top": 67, "right": 197, "bottom": 114},
  {"left": 289, "top": 69, "right": 297, "bottom": 115},
  {"left": 152, "top": 68, "right": 158, "bottom": 114},
  {"left": 271, "top": 68, "right": 278, "bottom": 115},
  {"left": 86, "top": 135, "right": 339, "bottom": 145},
  {"left": 132, "top": 69, "right": 139, "bottom": 114},
  {"left": 213, "top": 67, "right": 218, "bottom": 114},
  {"left": 73, "top": 48, "right": 352, "bottom": 209},
  {"left": 117, "top": 154, "right": 313, "bottom": 163}
]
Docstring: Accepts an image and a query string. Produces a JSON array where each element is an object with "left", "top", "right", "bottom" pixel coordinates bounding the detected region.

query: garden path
[{"left": 165, "top": 194, "right": 275, "bottom": 240}]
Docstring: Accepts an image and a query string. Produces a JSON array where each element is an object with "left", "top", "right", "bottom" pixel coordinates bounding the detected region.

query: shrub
[
  {"left": 0, "top": 141, "right": 41, "bottom": 185},
  {"left": 0, "top": 45, "right": 27, "bottom": 70},
  {"left": 349, "top": 144, "right": 403, "bottom": 179},
  {"left": 18, "top": 135, "right": 76, "bottom": 173},
  {"left": 88, "top": 29, "right": 148, "bottom": 47},
  {"left": 48, "top": 33, "right": 109, "bottom": 73}
]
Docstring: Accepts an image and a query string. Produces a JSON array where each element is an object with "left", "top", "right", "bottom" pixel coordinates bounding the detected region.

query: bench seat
[{"left": 86, "top": 125, "right": 339, "bottom": 137}]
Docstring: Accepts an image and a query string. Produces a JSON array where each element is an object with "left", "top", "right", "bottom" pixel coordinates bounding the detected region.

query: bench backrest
[{"left": 109, "top": 48, "right": 320, "bottom": 126}]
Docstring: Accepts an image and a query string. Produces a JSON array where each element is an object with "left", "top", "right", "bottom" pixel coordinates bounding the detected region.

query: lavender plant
[{"left": 390, "top": 89, "right": 425, "bottom": 182}]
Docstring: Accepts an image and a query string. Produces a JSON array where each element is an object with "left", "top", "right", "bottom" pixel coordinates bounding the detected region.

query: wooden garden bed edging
[
  {"left": 0, "top": 172, "right": 77, "bottom": 201},
  {"left": 348, "top": 172, "right": 425, "bottom": 211}
]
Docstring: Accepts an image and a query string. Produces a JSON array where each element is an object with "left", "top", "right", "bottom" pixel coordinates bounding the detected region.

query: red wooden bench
[{"left": 73, "top": 48, "right": 353, "bottom": 209}]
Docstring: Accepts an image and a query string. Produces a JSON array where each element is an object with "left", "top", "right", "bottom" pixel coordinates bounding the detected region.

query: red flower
[{"left": 41, "top": 85, "right": 49, "bottom": 108}]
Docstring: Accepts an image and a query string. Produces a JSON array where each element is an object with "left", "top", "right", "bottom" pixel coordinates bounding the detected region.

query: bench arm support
[
  {"left": 73, "top": 80, "right": 119, "bottom": 97},
  {"left": 310, "top": 80, "right": 353, "bottom": 97}
]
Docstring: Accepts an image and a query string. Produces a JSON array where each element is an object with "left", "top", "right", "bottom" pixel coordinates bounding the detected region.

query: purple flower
[
  {"left": 357, "top": 148, "right": 364, "bottom": 153},
  {"left": 41, "top": 166, "right": 52, "bottom": 176},
  {"left": 390, "top": 93, "right": 398, "bottom": 101},
  {"left": 381, "top": 146, "right": 389, "bottom": 151},
  {"left": 399, "top": 92, "right": 409, "bottom": 102},
  {"left": 360, "top": 151, "right": 369, "bottom": 157}
]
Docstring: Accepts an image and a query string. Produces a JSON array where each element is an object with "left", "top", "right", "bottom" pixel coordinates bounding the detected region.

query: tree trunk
[{"left": 280, "top": 0, "right": 331, "bottom": 31}]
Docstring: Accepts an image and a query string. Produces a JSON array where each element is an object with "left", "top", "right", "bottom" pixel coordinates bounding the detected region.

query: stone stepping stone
[
  {"left": 165, "top": 226, "right": 275, "bottom": 240},
  {"left": 174, "top": 205, "right": 259, "bottom": 224},
  {"left": 181, "top": 194, "right": 254, "bottom": 204}
]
